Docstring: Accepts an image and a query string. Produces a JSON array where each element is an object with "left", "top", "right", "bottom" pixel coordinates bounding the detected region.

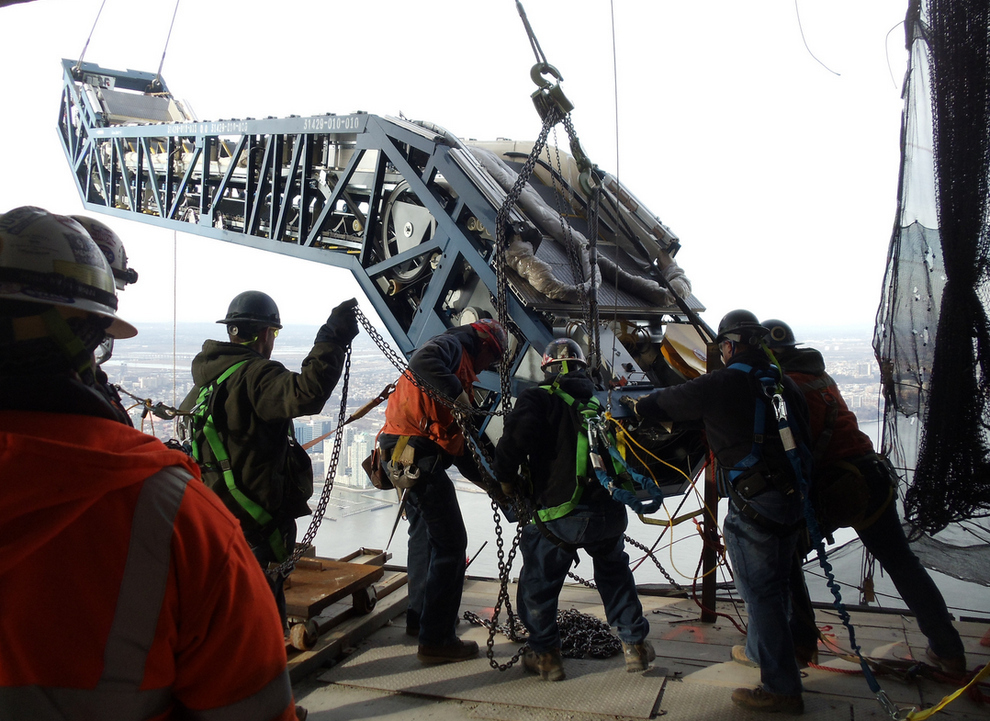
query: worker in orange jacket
[
  {"left": 0, "top": 207, "right": 302, "bottom": 721},
  {"left": 379, "top": 319, "right": 506, "bottom": 665}
]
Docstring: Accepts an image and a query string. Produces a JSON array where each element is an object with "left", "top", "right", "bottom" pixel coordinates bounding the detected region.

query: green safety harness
[
  {"left": 534, "top": 383, "right": 664, "bottom": 523},
  {"left": 187, "top": 360, "right": 289, "bottom": 561}
]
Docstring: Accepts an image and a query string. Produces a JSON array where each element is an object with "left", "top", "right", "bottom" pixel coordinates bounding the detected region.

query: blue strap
[{"left": 591, "top": 446, "right": 664, "bottom": 514}]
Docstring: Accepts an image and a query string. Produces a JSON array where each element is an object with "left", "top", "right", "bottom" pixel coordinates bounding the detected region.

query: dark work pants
[
  {"left": 517, "top": 501, "right": 649, "bottom": 654},
  {"left": 858, "top": 502, "right": 965, "bottom": 659},
  {"left": 249, "top": 516, "right": 297, "bottom": 629},
  {"left": 405, "top": 464, "right": 468, "bottom": 646}
]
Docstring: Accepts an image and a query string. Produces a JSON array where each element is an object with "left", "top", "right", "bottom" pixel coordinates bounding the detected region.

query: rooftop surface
[{"left": 289, "top": 575, "right": 990, "bottom": 720}]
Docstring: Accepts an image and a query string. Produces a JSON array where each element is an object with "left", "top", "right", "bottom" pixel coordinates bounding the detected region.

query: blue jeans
[
  {"left": 405, "top": 464, "right": 468, "bottom": 646},
  {"left": 517, "top": 501, "right": 649, "bottom": 654},
  {"left": 724, "top": 501, "right": 803, "bottom": 696},
  {"left": 858, "top": 502, "right": 965, "bottom": 659}
]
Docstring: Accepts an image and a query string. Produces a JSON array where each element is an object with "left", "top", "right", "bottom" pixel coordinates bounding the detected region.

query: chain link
[
  {"left": 464, "top": 607, "right": 621, "bottom": 660},
  {"left": 273, "top": 344, "right": 353, "bottom": 576},
  {"left": 623, "top": 533, "right": 686, "bottom": 592}
]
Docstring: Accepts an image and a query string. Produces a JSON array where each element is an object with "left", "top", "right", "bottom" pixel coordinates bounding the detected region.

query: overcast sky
[{"left": 0, "top": 0, "right": 909, "bottom": 340}]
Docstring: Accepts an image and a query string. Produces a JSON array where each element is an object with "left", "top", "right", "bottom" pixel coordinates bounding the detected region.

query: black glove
[
  {"left": 620, "top": 394, "right": 640, "bottom": 418},
  {"left": 315, "top": 298, "right": 359, "bottom": 346}
]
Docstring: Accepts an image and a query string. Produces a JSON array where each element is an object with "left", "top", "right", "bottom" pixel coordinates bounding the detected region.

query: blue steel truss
[{"left": 57, "top": 58, "right": 709, "bottom": 495}]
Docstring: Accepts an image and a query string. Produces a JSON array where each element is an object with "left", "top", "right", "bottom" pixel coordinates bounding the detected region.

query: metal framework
[{"left": 58, "top": 58, "right": 708, "bottom": 495}]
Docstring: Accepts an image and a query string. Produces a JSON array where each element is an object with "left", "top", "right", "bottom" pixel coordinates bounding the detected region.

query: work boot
[
  {"left": 522, "top": 647, "right": 566, "bottom": 681},
  {"left": 731, "top": 686, "right": 804, "bottom": 714},
  {"left": 925, "top": 646, "right": 967, "bottom": 676},
  {"left": 731, "top": 645, "right": 759, "bottom": 668},
  {"left": 622, "top": 639, "right": 656, "bottom": 672},
  {"left": 417, "top": 638, "right": 479, "bottom": 665}
]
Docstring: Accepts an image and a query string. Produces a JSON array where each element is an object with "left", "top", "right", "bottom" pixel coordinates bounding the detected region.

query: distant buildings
[{"left": 105, "top": 323, "right": 887, "bottom": 488}]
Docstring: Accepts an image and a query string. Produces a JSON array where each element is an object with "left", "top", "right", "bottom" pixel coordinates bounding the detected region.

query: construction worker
[
  {"left": 378, "top": 319, "right": 507, "bottom": 664},
  {"left": 495, "top": 338, "right": 655, "bottom": 682},
  {"left": 762, "top": 318, "right": 967, "bottom": 675},
  {"left": 624, "top": 310, "right": 812, "bottom": 714},
  {"left": 180, "top": 291, "right": 360, "bottom": 626},
  {"left": 72, "top": 214, "right": 140, "bottom": 423},
  {"left": 0, "top": 206, "right": 300, "bottom": 720}
]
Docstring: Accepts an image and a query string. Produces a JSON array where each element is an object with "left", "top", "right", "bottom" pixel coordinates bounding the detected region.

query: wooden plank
[{"left": 284, "top": 558, "right": 384, "bottom": 618}]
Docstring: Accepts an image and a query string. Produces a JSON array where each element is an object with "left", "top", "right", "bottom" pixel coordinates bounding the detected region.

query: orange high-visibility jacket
[
  {"left": 381, "top": 344, "right": 477, "bottom": 456},
  {"left": 0, "top": 411, "right": 296, "bottom": 721}
]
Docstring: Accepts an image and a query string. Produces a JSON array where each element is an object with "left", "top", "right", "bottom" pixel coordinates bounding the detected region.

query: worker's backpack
[
  {"left": 534, "top": 384, "right": 665, "bottom": 520},
  {"left": 179, "top": 360, "right": 288, "bottom": 560}
]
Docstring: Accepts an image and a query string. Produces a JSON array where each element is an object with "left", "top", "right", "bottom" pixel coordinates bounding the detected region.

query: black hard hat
[
  {"left": 217, "top": 290, "right": 282, "bottom": 329},
  {"left": 715, "top": 309, "right": 768, "bottom": 344},
  {"left": 541, "top": 338, "right": 588, "bottom": 373},
  {"left": 762, "top": 319, "right": 797, "bottom": 349}
]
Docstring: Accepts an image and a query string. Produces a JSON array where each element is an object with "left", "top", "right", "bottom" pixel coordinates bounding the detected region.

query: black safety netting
[{"left": 874, "top": 0, "right": 990, "bottom": 542}]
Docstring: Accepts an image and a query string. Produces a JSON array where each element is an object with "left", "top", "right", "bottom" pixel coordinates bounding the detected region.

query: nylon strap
[{"left": 192, "top": 360, "right": 287, "bottom": 561}]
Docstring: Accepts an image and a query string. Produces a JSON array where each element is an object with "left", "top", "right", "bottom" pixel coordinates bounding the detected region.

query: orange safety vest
[
  {"left": 0, "top": 412, "right": 296, "bottom": 721},
  {"left": 381, "top": 350, "right": 478, "bottom": 456}
]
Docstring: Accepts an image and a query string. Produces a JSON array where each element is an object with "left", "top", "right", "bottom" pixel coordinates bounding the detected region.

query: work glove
[
  {"left": 500, "top": 482, "right": 516, "bottom": 499},
  {"left": 620, "top": 394, "right": 640, "bottom": 418},
  {"left": 315, "top": 298, "right": 360, "bottom": 346}
]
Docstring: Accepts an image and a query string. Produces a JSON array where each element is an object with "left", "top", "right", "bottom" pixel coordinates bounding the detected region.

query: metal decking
[{"left": 292, "top": 577, "right": 990, "bottom": 720}]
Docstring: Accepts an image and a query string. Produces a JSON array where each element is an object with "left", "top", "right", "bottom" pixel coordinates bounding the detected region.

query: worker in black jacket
[
  {"left": 180, "top": 291, "right": 359, "bottom": 625},
  {"left": 495, "top": 339, "right": 654, "bottom": 682},
  {"left": 626, "top": 311, "right": 812, "bottom": 714}
]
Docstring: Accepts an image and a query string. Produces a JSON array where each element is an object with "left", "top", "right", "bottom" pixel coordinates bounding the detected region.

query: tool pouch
[{"left": 362, "top": 447, "right": 392, "bottom": 490}]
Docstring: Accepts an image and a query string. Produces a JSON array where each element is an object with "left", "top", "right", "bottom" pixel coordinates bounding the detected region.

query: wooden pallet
[{"left": 285, "top": 548, "right": 409, "bottom": 681}]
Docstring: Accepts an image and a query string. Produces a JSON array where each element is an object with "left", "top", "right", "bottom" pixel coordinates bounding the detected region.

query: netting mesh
[{"left": 874, "top": 0, "right": 990, "bottom": 535}]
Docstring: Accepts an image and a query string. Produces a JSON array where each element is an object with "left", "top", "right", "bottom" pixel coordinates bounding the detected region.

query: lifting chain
[
  {"left": 273, "top": 344, "right": 353, "bottom": 576},
  {"left": 623, "top": 533, "right": 686, "bottom": 592},
  {"left": 464, "top": 607, "right": 622, "bottom": 660}
]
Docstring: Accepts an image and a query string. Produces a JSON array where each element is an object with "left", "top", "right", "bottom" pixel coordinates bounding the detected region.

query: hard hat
[
  {"left": 70, "top": 215, "right": 139, "bottom": 290},
  {"left": 471, "top": 318, "right": 508, "bottom": 357},
  {"left": 762, "top": 319, "right": 797, "bottom": 349},
  {"left": 217, "top": 290, "right": 282, "bottom": 329},
  {"left": 715, "top": 309, "right": 768, "bottom": 344},
  {"left": 541, "top": 338, "right": 588, "bottom": 374},
  {"left": 0, "top": 206, "right": 137, "bottom": 339}
]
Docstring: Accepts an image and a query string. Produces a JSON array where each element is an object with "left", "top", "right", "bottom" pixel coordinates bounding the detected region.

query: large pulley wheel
[{"left": 379, "top": 180, "right": 437, "bottom": 284}]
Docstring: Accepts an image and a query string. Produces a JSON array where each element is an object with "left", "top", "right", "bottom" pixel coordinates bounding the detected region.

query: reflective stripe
[
  {"left": 187, "top": 667, "right": 293, "bottom": 721},
  {"left": 102, "top": 465, "right": 188, "bottom": 687},
  {"left": 0, "top": 466, "right": 190, "bottom": 721}
]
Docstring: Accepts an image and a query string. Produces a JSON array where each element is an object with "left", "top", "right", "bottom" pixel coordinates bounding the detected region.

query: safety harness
[
  {"left": 185, "top": 360, "right": 288, "bottom": 561},
  {"left": 719, "top": 362, "right": 804, "bottom": 535},
  {"left": 535, "top": 383, "right": 664, "bottom": 523}
]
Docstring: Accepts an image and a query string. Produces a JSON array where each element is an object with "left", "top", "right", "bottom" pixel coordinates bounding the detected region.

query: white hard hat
[
  {"left": 71, "top": 215, "right": 139, "bottom": 290},
  {"left": 0, "top": 206, "right": 137, "bottom": 339}
]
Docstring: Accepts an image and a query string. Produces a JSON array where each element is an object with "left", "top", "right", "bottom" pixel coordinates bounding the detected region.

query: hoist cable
[
  {"left": 515, "top": 0, "right": 548, "bottom": 66},
  {"left": 74, "top": 0, "right": 108, "bottom": 71},
  {"left": 153, "top": 0, "right": 183, "bottom": 89}
]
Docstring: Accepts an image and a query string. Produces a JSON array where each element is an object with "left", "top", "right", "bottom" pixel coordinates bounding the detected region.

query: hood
[
  {"left": 0, "top": 411, "right": 200, "bottom": 575},
  {"left": 549, "top": 369, "right": 596, "bottom": 399},
  {"left": 777, "top": 346, "right": 826, "bottom": 376},
  {"left": 190, "top": 339, "right": 263, "bottom": 386}
]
